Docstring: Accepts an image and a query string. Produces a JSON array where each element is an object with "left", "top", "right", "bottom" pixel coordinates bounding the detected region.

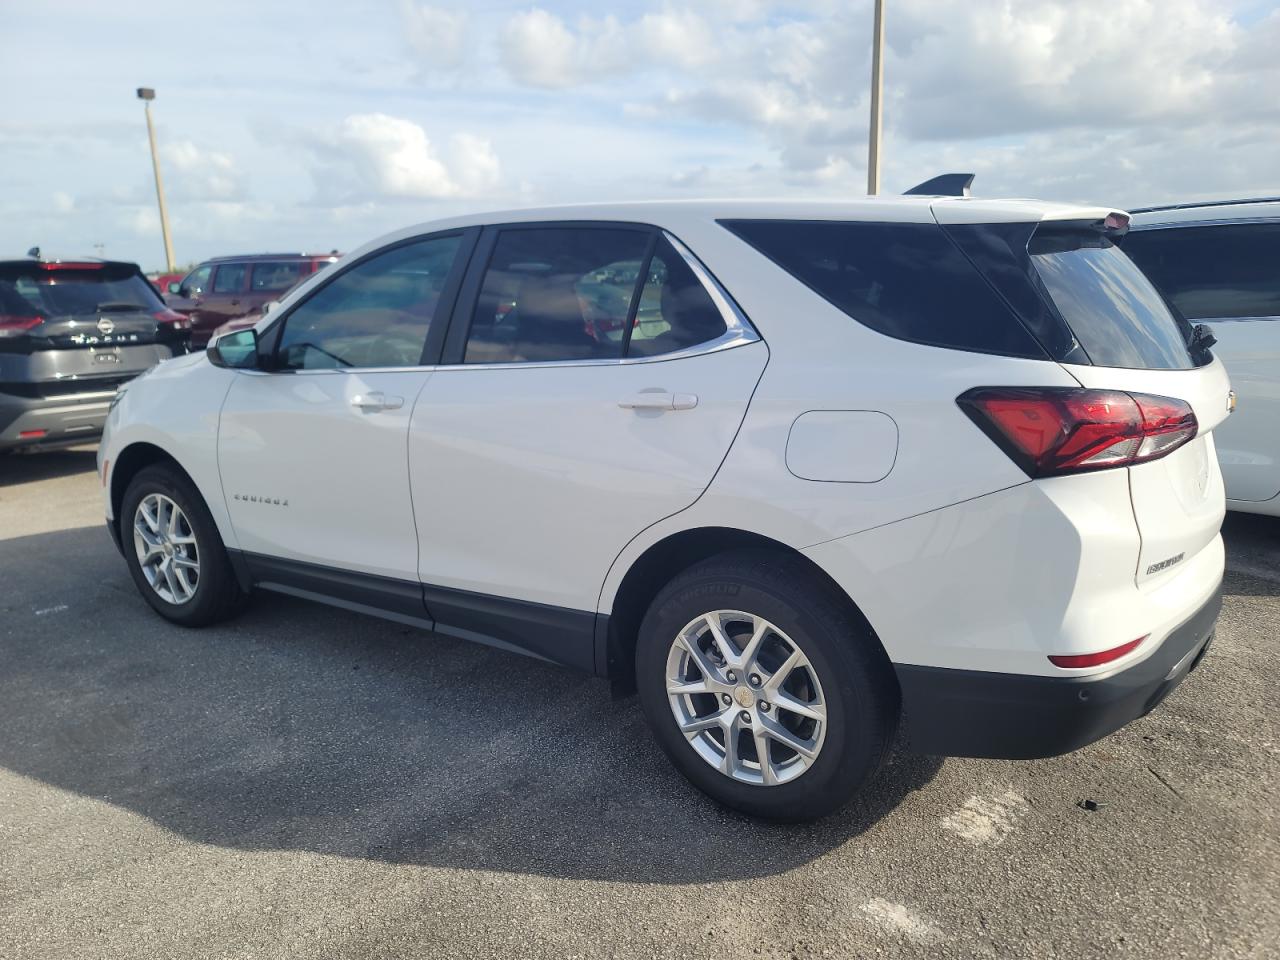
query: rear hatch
[
  {"left": 0, "top": 260, "right": 190, "bottom": 397},
  {"left": 938, "top": 207, "right": 1232, "bottom": 588}
]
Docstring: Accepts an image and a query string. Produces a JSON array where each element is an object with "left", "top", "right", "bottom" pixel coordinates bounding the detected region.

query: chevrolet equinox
[{"left": 99, "top": 199, "right": 1229, "bottom": 820}]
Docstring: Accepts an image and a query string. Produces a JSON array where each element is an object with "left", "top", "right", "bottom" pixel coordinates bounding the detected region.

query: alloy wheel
[
  {"left": 665, "top": 610, "right": 828, "bottom": 786},
  {"left": 133, "top": 493, "right": 200, "bottom": 605}
]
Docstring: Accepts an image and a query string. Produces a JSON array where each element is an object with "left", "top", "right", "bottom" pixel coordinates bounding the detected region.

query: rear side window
[
  {"left": 464, "top": 227, "right": 650, "bottom": 364},
  {"left": 1029, "top": 227, "right": 1193, "bottom": 370},
  {"left": 720, "top": 220, "right": 1045, "bottom": 358},
  {"left": 0, "top": 263, "right": 163, "bottom": 318},
  {"left": 1122, "top": 222, "right": 1280, "bottom": 320}
]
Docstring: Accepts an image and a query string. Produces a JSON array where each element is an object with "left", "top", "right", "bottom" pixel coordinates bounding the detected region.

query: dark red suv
[{"left": 165, "top": 252, "right": 339, "bottom": 347}]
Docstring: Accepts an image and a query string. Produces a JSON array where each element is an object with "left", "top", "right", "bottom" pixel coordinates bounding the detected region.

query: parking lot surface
[{"left": 1, "top": 448, "right": 1277, "bottom": 959}]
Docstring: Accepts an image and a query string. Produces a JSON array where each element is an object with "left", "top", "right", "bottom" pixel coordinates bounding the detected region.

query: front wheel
[
  {"left": 636, "top": 550, "right": 898, "bottom": 821},
  {"left": 119, "top": 464, "right": 248, "bottom": 627}
]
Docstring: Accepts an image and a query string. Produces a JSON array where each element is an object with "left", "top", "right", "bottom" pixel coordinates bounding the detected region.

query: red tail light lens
[
  {"left": 1049, "top": 635, "right": 1148, "bottom": 669},
  {"left": 958, "top": 387, "right": 1198, "bottom": 477},
  {"left": 154, "top": 309, "right": 191, "bottom": 330},
  {"left": 0, "top": 314, "right": 43, "bottom": 336}
]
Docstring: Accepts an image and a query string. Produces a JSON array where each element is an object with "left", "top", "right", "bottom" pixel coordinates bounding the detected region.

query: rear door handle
[
  {"left": 351, "top": 391, "right": 404, "bottom": 412},
  {"left": 618, "top": 392, "right": 698, "bottom": 411}
]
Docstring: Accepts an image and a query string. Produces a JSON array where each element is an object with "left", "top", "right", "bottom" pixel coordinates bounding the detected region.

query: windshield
[
  {"left": 1029, "top": 228, "right": 1195, "bottom": 370},
  {"left": 0, "top": 263, "right": 164, "bottom": 318}
]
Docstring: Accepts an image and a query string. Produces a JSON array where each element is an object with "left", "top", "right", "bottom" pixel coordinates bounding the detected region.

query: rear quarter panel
[{"left": 598, "top": 212, "right": 1082, "bottom": 612}]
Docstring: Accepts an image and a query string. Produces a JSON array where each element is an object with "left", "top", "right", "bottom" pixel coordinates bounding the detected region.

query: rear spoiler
[{"left": 904, "top": 173, "right": 975, "bottom": 197}]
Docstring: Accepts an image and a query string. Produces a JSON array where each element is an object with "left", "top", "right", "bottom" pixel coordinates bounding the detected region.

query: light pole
[
  {"left": 866, "top": 0, "right": 886, "bottom": 195},
  {"left": 137, "top": 87, "right": 176, "bottom": 272}
]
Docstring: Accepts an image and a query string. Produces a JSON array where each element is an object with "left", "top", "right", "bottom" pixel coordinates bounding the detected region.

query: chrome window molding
[
  {"left": 1191, "top": 315, "right": 1280, "bottom": 324},
  {"left": 1130, "top": 216, "right": 1280, "bottom": 231},
  {"left": 243, "top": 226, "right": 763, "bottom": 376}
]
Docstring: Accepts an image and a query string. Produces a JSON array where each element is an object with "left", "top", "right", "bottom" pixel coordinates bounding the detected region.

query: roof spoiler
[{"left": 904, "top": 173, "right": 975, "bottom": 197}]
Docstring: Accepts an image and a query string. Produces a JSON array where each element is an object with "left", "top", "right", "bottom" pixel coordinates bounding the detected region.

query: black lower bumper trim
[{"left": 895, "top": 584, "right": 1223, "bottom": 759}]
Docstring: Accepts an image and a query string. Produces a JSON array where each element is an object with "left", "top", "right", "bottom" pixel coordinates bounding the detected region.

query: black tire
[
  {"left": 119, "top": 464, "right": 249, "bottom": 627},
  {"left": 636, "top": 549, "right": 898, "bottom": 821}
]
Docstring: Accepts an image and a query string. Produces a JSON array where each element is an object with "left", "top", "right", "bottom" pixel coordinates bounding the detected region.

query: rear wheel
[
  {"left": 119, "top": 465, "right": 248, "bottom": 626},
  {"left": 636, "top": 550, "right": 898, "bottom": 821}
]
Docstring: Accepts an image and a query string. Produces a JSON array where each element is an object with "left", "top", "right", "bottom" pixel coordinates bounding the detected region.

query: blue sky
[{"left": 2, "top": 0, "right": 1278, "bottom": 271}]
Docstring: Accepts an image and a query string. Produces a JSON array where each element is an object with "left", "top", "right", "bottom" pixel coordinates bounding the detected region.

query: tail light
[
  {"left": 154, "top": 308, "right": 191, "bottom": 331},
  {"left": 0, "top": 314, "right": 43, "bottom": 337},
  {"left": 958, "top": 387, "right": 1198, "bottom": 477}
]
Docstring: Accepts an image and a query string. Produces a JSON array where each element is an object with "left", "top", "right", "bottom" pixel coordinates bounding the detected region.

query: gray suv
[{"left": 0, "top": 255, "right": 191, "bottom": 452}]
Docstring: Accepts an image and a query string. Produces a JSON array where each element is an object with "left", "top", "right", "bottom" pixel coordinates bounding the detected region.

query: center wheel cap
[{"left": 734, "top": 686, "right": 755, "bottom": 708}]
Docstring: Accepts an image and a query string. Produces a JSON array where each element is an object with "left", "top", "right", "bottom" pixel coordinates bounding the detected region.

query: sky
[{"left": 2, "top": 0, "right": 1278, "bottom": 272}]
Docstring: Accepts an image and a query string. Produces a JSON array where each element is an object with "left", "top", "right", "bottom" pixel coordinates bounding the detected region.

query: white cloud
[
  {"left": 499, "top": 9, "right": 626, "bottom": 89},
  {"left": 51, "top": 191, "right": 75, "bottom": 214},
  {"left": 313, "top": 113, "right": 501, "bottom": 200},
  {"left": 401, "top": 1, "right": 468, "bottom": 68},
  {"left": 447, "top": 132, "right": 501, "bottom": 195},
  {"left": 162, "top": 139, "right": 244, "bottom": 201}
]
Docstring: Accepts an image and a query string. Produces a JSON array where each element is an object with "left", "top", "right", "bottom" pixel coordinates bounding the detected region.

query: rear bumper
[
  {"left": 896, "top": 584, "right": 1222, "bottom": 759},
  {"left": 0, "top": 390, "right": 115, "bottom": 450}
]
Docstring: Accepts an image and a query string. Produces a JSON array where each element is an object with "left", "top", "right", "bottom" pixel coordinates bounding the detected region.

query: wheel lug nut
[
  {"left": 749, "top": 673, "right": 761, "bottom": 687},
  {"left": 726, "top": 670, "right": 737, "bottom": 682},
  {"left": 760, "top": 702, "right": 771, "bottom": 712},
  {"left": 721, "top": 694, "right": 732, "bottom": 705},
  {"left": 739, "top": 711, "right": 752, "bottom": 724}
]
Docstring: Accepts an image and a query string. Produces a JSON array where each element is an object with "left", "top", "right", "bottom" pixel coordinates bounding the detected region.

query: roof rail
[
  {"left": 1129, "top": 196, "right": 1280, "bottom": 215},
  {"left": 904, "top": 173, "right": 975, "bottom": 197}
]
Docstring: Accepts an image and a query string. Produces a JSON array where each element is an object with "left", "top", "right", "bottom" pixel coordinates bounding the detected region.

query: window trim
[
  {"left": 253, "top": 227, "right": 480, "bottom": 373},
  {"left": 438, "top": 220, "right": 759, "bottom": 370}
]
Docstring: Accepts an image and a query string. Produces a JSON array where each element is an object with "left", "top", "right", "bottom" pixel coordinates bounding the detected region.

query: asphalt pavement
[{"left": 1, "top": 448, "right": 1276, "bottom": 959}]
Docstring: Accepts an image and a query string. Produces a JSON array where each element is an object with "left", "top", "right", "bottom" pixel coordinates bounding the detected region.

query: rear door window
[
  {"left": 720, "top": 219, "right": 1045, "bottom": 358},
  {"left": 1029, "top": 226, "right": 1194, "bottom": 369},
  {"left": 212, "top": 264, "right": 247, "bottom": 294},
  {"left": 251, "top": 261, "right": 305, "bottom": 292},
  {"left": 626, "top": 237, "right": 727, "bottom": 357},
  {"left": 463, "top": 227, "right": 650, "bottom": 364},
  {"left": 1122, "top": 222, "right": 1280, "bottom": 320}
]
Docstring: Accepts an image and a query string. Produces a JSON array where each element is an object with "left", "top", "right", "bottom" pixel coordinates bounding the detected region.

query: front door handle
[
  {"left": 618, "top": 392, "right": 698, "bottom": 411},
  {"left": 351, "top": 391, "right": 404, "bottom": 412}
]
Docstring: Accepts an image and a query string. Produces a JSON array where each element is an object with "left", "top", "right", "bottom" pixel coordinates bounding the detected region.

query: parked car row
[
  {"left": 1, "top": 250, "right": 340, "bottom": 453},
  {"left": 100, "top": 194, "right": 1243, "bottom": 819},
  {"left": 163, "top": 251, "right": 340, "bottom": 348}
]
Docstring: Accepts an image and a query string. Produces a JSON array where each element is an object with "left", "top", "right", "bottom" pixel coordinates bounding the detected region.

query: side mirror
[
  {"left": 207, "top": 328, "right": 259, "bottom": 369},
  {"left": 168, "top": 281, "right": 183, "bottom": 295}
]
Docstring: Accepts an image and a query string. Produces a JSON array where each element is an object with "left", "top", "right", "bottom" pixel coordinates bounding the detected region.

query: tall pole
[
  {"left": 867, "top": 0, "right": 886, "bottom": 195},
  {"left": 138, "top": 88, "right": 176, "bottom": 272}
]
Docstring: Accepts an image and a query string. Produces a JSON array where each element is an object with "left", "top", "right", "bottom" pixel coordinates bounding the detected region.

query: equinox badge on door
[{"left": 233, "top": 493, "right": 289, "bottom": 506}]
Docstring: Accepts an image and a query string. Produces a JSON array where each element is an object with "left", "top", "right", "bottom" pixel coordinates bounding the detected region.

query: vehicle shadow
[
  {"left": 1222, "top": 511, "right": 1280, "bottom": 598},
  {"left": 0, "top": 446, "right": 98, "bottom": 487},
  {"left": 0, "top": 524, "right": 942, "bottom": 884}
]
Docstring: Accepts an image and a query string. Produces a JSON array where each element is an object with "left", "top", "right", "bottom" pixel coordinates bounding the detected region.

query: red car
[{"left": 165, "top": 252, "right": 339, "bottom": 347}]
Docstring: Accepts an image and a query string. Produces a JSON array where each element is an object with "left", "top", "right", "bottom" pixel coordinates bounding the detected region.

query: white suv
[
  {"left": 99, "top": 199, "right": 1229, "bottom": 820},
  {"left": 1123, "top": 197, "right": 1280, "bottom": 516}
]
